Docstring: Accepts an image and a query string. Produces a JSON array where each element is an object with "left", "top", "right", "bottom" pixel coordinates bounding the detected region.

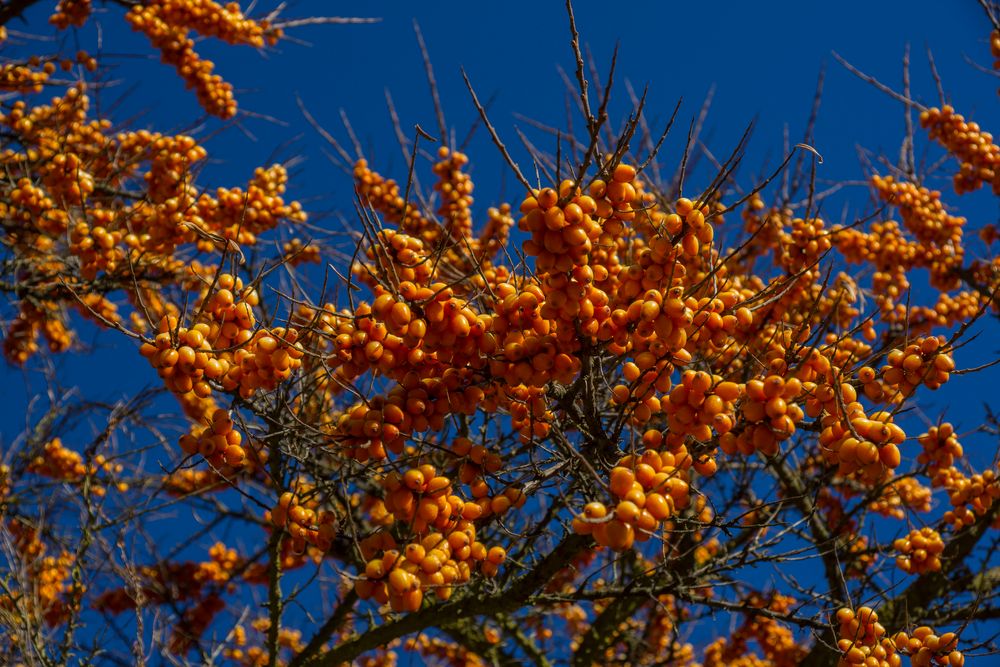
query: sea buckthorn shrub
[{"left": 2, "top": 3, "right": 1000, "bottom": 667}]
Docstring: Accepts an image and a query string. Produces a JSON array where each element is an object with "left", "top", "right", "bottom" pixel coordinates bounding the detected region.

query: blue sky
[{"left": 3, "top": 0, "right": 1000, "bottom": 662}]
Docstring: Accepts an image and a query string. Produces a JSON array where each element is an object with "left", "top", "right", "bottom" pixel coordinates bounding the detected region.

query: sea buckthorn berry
[{"left": 893, "top": 527, "right": 944, "bottom": 574}]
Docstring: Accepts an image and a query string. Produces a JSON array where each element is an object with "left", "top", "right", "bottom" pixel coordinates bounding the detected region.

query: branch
[
  {"left": 879, "top": 500, "right": 1000, "bottom": 629},
  {"left": 302, "top": 533, "right": 591, "bottom": 666},
  {"left": 288, "top": 590, "right": 358, "bottom": 667},
  {"left": 0, "top": 0, "right": 43, "bottom": 26},
  {"left": 801, "top": 500, "right": 1000, "bottom": 667}
]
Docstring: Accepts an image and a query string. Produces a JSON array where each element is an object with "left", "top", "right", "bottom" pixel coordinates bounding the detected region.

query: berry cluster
[
  {"left": 878, "top": 337, "right": 954, "bottom": 398},
  {"left": 179, "top": 408, "right": 246, "bottom": 468},
  {"left": 1, "top": 520, "right": 81, "bottom": 627},
  {"left": 893, "top": 527, "right": 945, "bottom": 574},
  {"left": 224, "top": 617, "right": 306, "bottom": 666},
  {"left": 869, "top": 477, "right": 932, "bottom": 519},
  {"left": 935, "top": 468, "right": 1000, "bottom": 529},
  {"left": 49, "top": 0, "right": 92, "bottom": 30},
  {"left": 835, "top": 607, "right": 899, "bottom": 667},
  {"left": 267, "top": 491, "right": 338, "bottom": 553},
  {"left": 917, "top": 423, "right": 963, "bottom": 475},
  {"left": 891, "top": 627, "right": 964, "bottom": 667},
  {"left": 818, "top": 404, "right": 905, "bottom": 484},
  {"left": 26, "top": 438, "right": 124, "bottom": 495},
  {"left": 126, "top": 1, "right": 280, "bottom": 118},
  {"left": 920, "top": 106, "right": 1000, "bottom": 194},
  {"left": 572, "top": 449, "right": 691, "bottom": 550}
]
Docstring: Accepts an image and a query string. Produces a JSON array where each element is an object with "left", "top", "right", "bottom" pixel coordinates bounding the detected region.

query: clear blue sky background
[{"left": 2, "top": 0, "right": 1000, "bottom": 662}]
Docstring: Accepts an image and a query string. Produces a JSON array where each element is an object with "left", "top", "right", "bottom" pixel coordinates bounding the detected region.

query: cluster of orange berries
[
  {"left": 433, "top": 147, "right": 474, "bottom": 239},
  {"left": 866, "top": 186, "right": 962, "bottom": 293},
  {"left": 267, "top": 491, "right": 337, "bottom": 553},
  {"left": 452, "top": 436, "right": 502, "bottom": 485},
  {"left": 836, "top": 608, "right": 967, "bottom": 667},
  {"left": 871, "top": 175, "right": 964, "bottom": 249},
  {"left": 380, "top": 465, "right": 474, "bottom": 529},
  {"left": 355, "top": 151, "right": 508, "bottom": 276},
  {"left": 893, "top": 527, "right": 944, "bottom": 574},
  {"left": 875, "top": 337, "right": 955, "bottom": 398},
  {"left": 892, "top": 627, "right": 964, "bottom": 667},
  {"left": 203, "top": 272, "right": 258, "bottom": 331},
  {"left": 50, "top": 0, "right": 92, "bottom": 30},
  {"left": 518, "top": 189, "right": 608, "bottom": 340},
  {"left": 468, "top": 477, "right": 527, "bottom": 521},
  {"left": 354, "top": 463, "right": 514, "bottom": 610},
  {"left": 353, "top": 159, "right": 433, "bottom": 235},
  {"left": 917, "top": 423, "right": 963, "bottom": 474},
  {"left": 3, "top": 300, "right": 74, "bottom": 363},
  {"left": 282, "top": 237, "right": 321, "bottom": 265},
  {"left": 490, "top": 281, "right": 580, "bottom": 384},
  {"left": 117, "top": 130, "right": 207, "bottom": 207},
  {"left": 834, "top": 607, "right": 900, "bottom": 667},
  {"left": 919, "top": 106, "right": 1000, "bottom": 194},
  {"left": 151, "top": 0, "right": 279, "bottom": 47},
  {"left": 687, "top": 291, "right": 756, "bottom": 353},
  {"left": 612, "top": 284, "right": 694, "bottom": 362},
  {"left": 1, "top": 520, "right": 81, "bottom": 627},
  {"left": 520, "top": 179, "right": 605, "bottom": 274},
  {"left": 475, "top": 204, "right": 515, "bottom": 261},
  {"left": 572, "top": 449, "right": 692, "bottom": 550},
  {"left": 230, "top": 328, "right": 305, "bottom": 398},
  {"left": 336, "top": 277, "right": 488, "bottom": 378},
  {"left": 69, "top": 220, "right": 124, "bottom": 280},
  {"left": 0, "top": 70, "right": 308, "bottom": 367},
  {"left": 140, "top": 319, "right": 218, "bottom": 400},
  {"left": 903, "top": 290, "right": 986, "bottom": 332},
  {"left": 179, "top": 408, "right": 246, "bottom": 468},
  {"left": 705, "top": 593, "right": 805, "bottom": 667},
  {"left": 126, "top": 0, "right": 280, "bottom": 118},
  {"left": 42, "top": 148, "right": 97, "bottom": 208},
  {"left": 197, "top": 165, "right": 306, "bottom": 246},
  {"left": 728, "top": 375, "right": 804, "bottom": 457},
  {"left": 446, "top": 441, "right": 527, "bottom": 519},
  {"left": 26, "top": 438, "right": 125, "bottom": 494},
  {"left": 404, "top": 633, "right": 489, "bottom": 667},
  {"left": 775, "top": 216, "right": 832, "bottom": 274},
  {"left": 833, "top": 221, "right": 916, "bottom": 289},
  {"left": 0, "top": 59, "right": 56, "bottom": 93},
  {"left": 614, "top": 233, "right": 679, "bottom": 307},
  {"left": 355, "top": 528, "right": 500, "bottom": 612},
  {"left": 330, "top": 374, "right": 480, "bottom": 461},
  {"left": 1, "top": 177, "right": 64, "bottom": 233},
  {"left": 656, "top": 371, "right": 739, "bottom": 443},
  {"left": 672, "top": 195, "right": 718, "bottom": 258},
  {"left": 141, "top": 274, "right": 303, "bottom": 414},
  {"left": 818, "top": 404, "right": 905, "bottom": 484},
  {"left": 935, "top": 468, "right": 1000, "bottom": 529},
  {"left": 224, "top": 617, "right": 306, "bottom": 667},
  {"left": 497, "top": 382, "right": 558, "bottom": 442},
  {"left": 95, "top": 542, "right": 243, "bottom": 619},
  {"left": 869, "top": 477, "right": 932, "bottom": 519},
  {"left": 162, "top": 467, "right": 227, "bottom": 496}
]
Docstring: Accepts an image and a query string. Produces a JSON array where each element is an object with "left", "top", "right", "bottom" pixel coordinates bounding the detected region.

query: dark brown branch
[{"left": 303, "top": 534, "right": 591, "bottom": 666}]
